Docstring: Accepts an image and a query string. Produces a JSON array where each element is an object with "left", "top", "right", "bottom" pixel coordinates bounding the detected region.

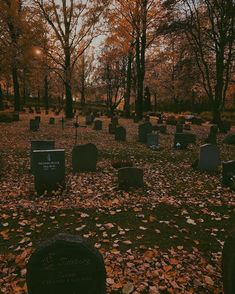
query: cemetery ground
[{"left": 0, "top": 112, "right": 234, "bottom": 294}]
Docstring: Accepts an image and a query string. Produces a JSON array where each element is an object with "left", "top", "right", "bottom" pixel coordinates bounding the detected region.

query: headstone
[
  {"left": 223, "top": 121, "right": 231, "bottom": 132},
  {"left": 85, "top": 115, "right": 93, "bottom": 125},
  {"left": 108, "top": 123, "right": 117, "bottom": 134},
  {"left": 197, "top": 144, "right": 220, "bottom": 171},
  {"left": 147, "top": 132, "right": 158, "bottom": 147},
  {"left": 93, "top": 120, "right": 102, "bottom": 131},
  {"left": 31, "top": 140, "right": 55, "bottom": 173},
  {"left": 111, "top": 116, "right": 118, "bottom": 125},
  {"left": 138, "top": 122, "right": 153, "bottom": 143},
  {"left": 49, "top": 117, "right": 55, "bottom": 125},
  {"left": 30, "top": 119, "right": 39, "bottom": 132},
  {"left": 222, "top": 231, "right": 235, "bottom": 294},
  {"left": 205, "top": 125, "right": 218, "bottom": 144},
  {"left": 72, "top": 144, "right": 98, "bottom": 172},
  {"left": 133, "top": 115, "right": 139, "bottom": 123},
  {"left": 159, "top": 125, "right": 167, "bottom": 134},
  {"left": 26, "top": 233, "right": 106, "bottom": 294},
  {"left": 35, "top": 116, "right": 41, "bottom": 123},
  {"left": 115, "top": 126, "right": 126, "bottom": 141},
  {"left": 33, "top": 149, "right": 65, "bottom": 195},
  {"left": 223, "top": 134, "right": 235, "bottom": 145},
  {"left": 222, "top": 161, "right": 235, "bottom": 186},
  {"left": 176, "top": 124, "right": 183, "bottom": 133},
  {"left": 118, "top": 167, "right": 144, "bottom": 188},
  {"left": 174, "top": 133, "right": 196, "bottom": 149}
]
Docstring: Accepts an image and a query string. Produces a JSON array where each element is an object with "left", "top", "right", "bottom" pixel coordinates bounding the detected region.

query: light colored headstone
[
  {"left": 198, "top": 144, "right": 220, "bottom": 171},
  {"left": 147, "top": 133, "right": 158, "bottom": 147}
]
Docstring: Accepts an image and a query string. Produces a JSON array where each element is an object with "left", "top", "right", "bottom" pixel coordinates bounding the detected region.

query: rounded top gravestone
[{"left": 26, "top": 233, "right": 106, "bottom": 294}]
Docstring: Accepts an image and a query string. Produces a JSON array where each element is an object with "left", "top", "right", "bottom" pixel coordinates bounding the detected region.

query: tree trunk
[
  {"left": 135, "top": 37, "right": 143, "bottom": 119},
  {"left": 12, "top": 64, "right": 21, "bottom": 111},
  {"left": 124, "top": 50, "right": 132, "bottom": 118},
  {"left": 43, "top": 75, "right": 49, "bottom": 111},
  {"left": 64, "top": 49, "right": 73, "bottom": 118}
]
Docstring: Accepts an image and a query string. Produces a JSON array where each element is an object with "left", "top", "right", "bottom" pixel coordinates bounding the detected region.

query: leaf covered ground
[{"left": 0, "top": 112, "right": 234, "bottom": 293}]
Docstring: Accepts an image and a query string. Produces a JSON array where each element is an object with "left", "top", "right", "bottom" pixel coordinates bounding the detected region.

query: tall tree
[
  {"left": 180, "top": 0, "right": 235, "bottom": 130},
  {"left": 35, "top": 0, "right": 107, "bottom": 118}
]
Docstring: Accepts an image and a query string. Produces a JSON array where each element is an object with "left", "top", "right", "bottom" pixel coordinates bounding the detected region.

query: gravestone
[
  {"left": 31, "top": 140, "right": 55, "bottom": 173},
  {"left": 222, "top": 161, "right": 235, "bottom": 186},
  {"left": 197, "top": 144, "right": 220, "bottom": 171},
  {"left": 159, "top": 125, "right": 167, "bottom": 134},
  {"left": 223, "top": 134, "right": 235, "bottom": 145},
  {"left": 108, "top": 123, "right": 117, "bottom": 134},
  {"left": 35, "top": 116, "right": 41, "bottom": 123},
  {"left": 72, "top": 144, "right": 98, "bottom": 172},
  {"left": 118, "top": 167, "right": 144, "bottom": 188},
  {"left": 144, "top": 115, "right": 150, "bottom": 122},
  {"left": 49, "top": 117, "right": 55, "bottom": 125},
  {"left": 115, "top": 126, "right": 126, "bottom": 141},
  {"left": 223, "top": 121, "right": 231, "bottom": 132},
  {"left": 147, "top": 132, "right": 159, "bottom": 147},
  {"left": 138, "top": 122, "right": 153, "bottom": 143},
  {"left": 174, "top": 133, "right": 196, "bottom": 149},
  {"left": 176, "top": 124, "right": 183, "bottom": 133},
  {"left": 33, "top": 149, "right": 65, "bottom": 195},
  {"left": 26, "top": 233, "right": 106, "bottom": 294},
  {"left": 30, "top": 119, "right": 39, "bottom": 132},
  {"left": 205, "top": 125, "right": 218, "bottom": 144},
  {"left": 222, "top": 231, "right": 235, "bottom": 294},
  {"left": 85, "top": 114, "right": 94, "bottom": 125},
  {"left": 111, "top": 116, "right": 118, "bottom": 125},
  {"left": 133, "top": 114, "right": 139, "bottom": 123},
  {"left": 93, "top": 120, "right": 102, "bottom": 131}
]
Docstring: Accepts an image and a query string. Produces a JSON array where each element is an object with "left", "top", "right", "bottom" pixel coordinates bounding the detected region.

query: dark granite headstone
[
  {"left": 223, "top": 134, "right": 235, "bottom": 145},
  {"left": 35, "top": 116, "right": 41, "bottom": 123},
  {"left": 49, "top": 117, "right": 55, "bottom": 125},
  {"left": 31, "top": 140, "right": 55, "bottom": 173},
  {"left": 33, "top": 149, "right": 65, "bottom": 195},
  {"left": 147, "top": 133, "right": 159, "bottom": 147},
  {"left": 222, "top": 161, "right": 235, "bottom": 186},
  {"left": 111, "top": 116, "right": 118, "bottom": 125},
  {"left": 138, "top": 122, "right": 153, "bottom": 143},
  {"left": 115, "top": 126, "right": 126, "bottom": 141},
  {"left": 174, "top": 133, "right": 196, "bottom": 149},
  {"left": 197, "top": 144, "right": 220, "bottom": 171},
  {"left": 30, "top": 119, "right": 39, "bottom": 132},
  {"left": 93, "top": 120, "right": 102, "bottom": 131},
  {"left": 108, "top": 123, "right": 117, "bottom": 134},
  {"left": 176, "top": 124, "right": 183, "bottom": 133},
  {"left": 26, "top": 233, "right": 106, "bottom": 294},
  {"left": 118, "top": 167, "right": 144, "bottom": 188},
  {"left": 222, "top": 231, "right": 235, "bottom": 294},
  {"left": 72, "top": 144, "right": 98, "bottom": 172}
]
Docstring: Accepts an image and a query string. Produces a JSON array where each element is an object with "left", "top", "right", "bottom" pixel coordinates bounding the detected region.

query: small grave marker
[
  {"left": 197, "top": 144, "right": 220, "bottom": 171},
  {"left": 115, "top": 126, "right": 126, "bottom": 141}
]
